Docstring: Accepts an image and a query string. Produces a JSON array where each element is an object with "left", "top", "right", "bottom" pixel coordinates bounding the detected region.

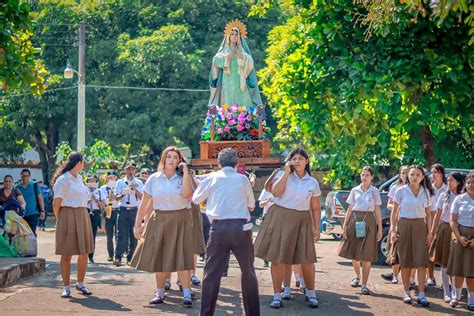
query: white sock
[
  {"left": 76, "top": 282, "right": 84, "bottom": 288},
  {"left": 273, "top": 292, "right": 282, "bottom": 300},
  {"left": 283, "top": 287, "right": 291, "bottom": 294},
  {"left": 295, "top": 273, "right": 301, "bottom": 282},
  {"left": 156, "top": 288, "right": 165, "bottom": 298},
  {"left": 453, "top": 287, "right": 462, "bottom": 300},
  {"left": 441, "top": 268, "right": 451, "bottom": 297},
  {"left": 183, "top": 288, "right": 191, "bottom": 298},
  {"left": 300, "top": 278, "right": 306, "bottom": 288},
  {"left": 468, "top": 292, "right": 474, "bottom": 305},
  {"left": 410, "top": 277, "right": 415, "bottom": 284},
  {"left": 418, "top": 291, "right": 426, "bottom": 299},
  {"left": 306, "top": 289, "right": 316, "bottom": 298},
  {"left": 405, "top": 291, "right": 411, "bottom": 297}
]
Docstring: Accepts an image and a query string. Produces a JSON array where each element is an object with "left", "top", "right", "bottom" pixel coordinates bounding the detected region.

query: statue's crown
[{"left": 224, "top": 19, "right": 248, "bottom": 39}]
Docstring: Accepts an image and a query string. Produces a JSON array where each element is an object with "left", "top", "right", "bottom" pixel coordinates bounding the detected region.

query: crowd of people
[{"left": 2, "top": 147, "right": 472, "bottom": 315}]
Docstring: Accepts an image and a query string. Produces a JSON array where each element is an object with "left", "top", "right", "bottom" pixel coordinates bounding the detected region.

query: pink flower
[
  {"left": 226, "top": 113, "right": 233, "bottom": 120},
  {"left": 237, "top": 125, "right": 244, "bottom": 131},
  {"left": 230, "top": 106, "right": 239, "bottom": 113},
  {"left": 246, "top": 115, "right": 251, "bottom": 120},
  {"left": 224, "top": 126, "right": 230, "bottom": 133},
  {"left": 238, "top": 117, "right": 246, "bottom": 124},
  {"left": 245, "top": 124, "right": 250, "bottom": 129},
  {"left": 217, "top": 128, "right": 223, "bottom": 134},
  {"left": 228, "top": 119, "right": 236, "bottom": 126}
]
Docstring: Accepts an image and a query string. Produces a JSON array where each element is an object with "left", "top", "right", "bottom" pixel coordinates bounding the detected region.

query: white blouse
[
  {"left": 431, "top": 183, "right": 448, "bottom": 211},
  {"left": 451, "top": 193, "right": 474, "bottom": 227},
  {"left": 272, "top": 171, "right": 321, "bottom": 211},
  {"left": 144, "top": 171, "right": 190, "bottom": 211},
  {"left": 53, "top": 172, "right": 89, "bottom": 208},
  {"left": 258, "top": 189, "right": 273, "bottom": 216},
  {"left": 346, "top": 184, "right": 382, "bottom": 212},
  {"left": 388, "top": 183, "right": 403, "bottom": 200},
  {"left": 436, "top": 191, "right": 456, "bottom": 224},
  {"left": 394, "top": 185, "right": 431, "bottom": 219}
]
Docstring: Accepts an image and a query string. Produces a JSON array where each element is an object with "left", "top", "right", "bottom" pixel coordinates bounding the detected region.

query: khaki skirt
[
  {"left": 447, "top": 225, "right": 474, "bottom": 278},
  {"left": 191, "top": 203, "right": 206, "bottom": 254},
  {"left": 254, "top": 204, "right": 317, "bottom": 264},
  {"left": 131, "top": 208, "right": 194, "bottom": 273},
  {"left": 338, "top": 211, "right": 377, "bottom": 262},
  {"left": 396, "top": 218, "right": 429, "bottom": 269},
  {"left": 55, "top": 206, "right": 94, "bottom": 256},
  {"left": 429, "top": 221, "right": 452, "bottom": 266}
]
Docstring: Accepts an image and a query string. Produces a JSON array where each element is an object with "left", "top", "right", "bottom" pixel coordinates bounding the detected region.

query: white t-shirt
[
  {"left": 451, "top": 193, "right": 474, "bottom": 227},
  {"left": 144, "top": 171, "right": 190, "bottom": 211},
  {"left": 346, "top": 184, "right": 382, "bottom": 212},
  {"left": 271, "top": 171, "right": 321, "bottom": 211},
  {"left": 394, "top": 185, "right": 431, "bottom": 219},
  {"left": 258, "top": 189, "right": 273, "bottom": 216},
  {"left": 431, "top": 183, "right": 448, "bottom": 212},
  {"left": 114, "top": 177, "right": 144, "bottom": 207},
  {"left": 436, "top": 191, "right": 456, "bottom": 224},
  {"left": 53, "top": 172, "right": 89, "bottom": 208}
]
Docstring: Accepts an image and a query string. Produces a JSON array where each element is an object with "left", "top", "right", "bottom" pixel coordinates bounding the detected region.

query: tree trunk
[{"left": 421, "top": 125, "right": 436, "bottom": 167}]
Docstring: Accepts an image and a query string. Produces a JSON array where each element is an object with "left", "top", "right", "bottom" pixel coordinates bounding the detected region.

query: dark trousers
[
  {"left": 105, "top": 208, "right": 119, "bottom": 259},
  {"left": 38, "top": 202, "right": 51, "bottom": 228},
  {"left": 115, "top": 207, "right": 137, "bottom": 262},
  {"left": 202, "top": 212, "right": 211, "bottom": 245},
  {"left": 88, "top": 209, "right": 101, "bottom": 259},
  {"left": 23, "top": 214, "right": 39, "bottom": 237},
  {"left": 201, "top": 219, "right": 260, "bottom": 316}
]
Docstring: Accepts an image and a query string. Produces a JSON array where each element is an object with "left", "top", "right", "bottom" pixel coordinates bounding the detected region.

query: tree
[
  {"left": 0, "top": 0, "right": 47, "bottom": 93},
  {"left": 254, "top": 0, "right": 473, "bottom": 186}
]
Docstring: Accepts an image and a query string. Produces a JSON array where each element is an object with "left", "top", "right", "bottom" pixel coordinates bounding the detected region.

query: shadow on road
[{"left": 69, "top": 295, "right": 132, "bottom": 312}]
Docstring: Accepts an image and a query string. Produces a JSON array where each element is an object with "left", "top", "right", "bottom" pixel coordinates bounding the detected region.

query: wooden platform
[{"left": 190, "top": 157, "right": 282, "bottom": 170}]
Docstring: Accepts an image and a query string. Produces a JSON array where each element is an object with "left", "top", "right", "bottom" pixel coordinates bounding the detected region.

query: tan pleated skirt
[
  {"left": 254, "top": 204, "right": 317, "bottom": 264},
  {"left": 396, "top": 218, "right": 429, "bottom": 269},
  {"left": 55, "top": 206, "right": 94, "bottom": 256},
  {"left": 338, "top": 211, "right": 377, "bottom": 262},
  {"left": 429, "top": 221, "right": 452, "bottom": 266},
  {"left": 447, "top": 225, "right": 474, "bottom": 278},
  {"left": 131, "top": 208, "right": 194, "bottom": 273},
  {"left": 191, "top": 204, "right": 206, "bottom": 255}
]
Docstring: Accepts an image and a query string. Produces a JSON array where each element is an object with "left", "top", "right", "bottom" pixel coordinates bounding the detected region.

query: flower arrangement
[{"left": 201, "top": 103, "right": 270, "bottom": 141}]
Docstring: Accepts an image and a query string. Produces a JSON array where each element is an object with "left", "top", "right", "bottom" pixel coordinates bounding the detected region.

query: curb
[{"left": 0, "top": 258, "right": 45, "bottom": 287}]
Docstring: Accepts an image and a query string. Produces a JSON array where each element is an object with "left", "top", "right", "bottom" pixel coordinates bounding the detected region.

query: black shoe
[
  {"left": 380, "top": 273, "right": 393, "bottom": 281},
  {"left": 182, "top": 296, "right": 193, "bottom": 307},
  {"left": 113, "top": 260, "right": 121, "bottom": 267},
  {"left": 126, "top": 261, "right": 131, "bottom": 266},
  {"left": 417, "top": 297, "right": 430, "bottom": 307},
  {"left": 107, "top": 257, "right": 113, "bottom": 262},
  {"left": 149, "top": 295, "right": 164, "bottom": 304},
  {"left": 89, "top": 257, "right": 95, "bottom": 264}
]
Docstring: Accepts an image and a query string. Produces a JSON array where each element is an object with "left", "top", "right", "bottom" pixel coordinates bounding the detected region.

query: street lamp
[{"left": 64, "top": 23, "right": 86, "bottom": 150}]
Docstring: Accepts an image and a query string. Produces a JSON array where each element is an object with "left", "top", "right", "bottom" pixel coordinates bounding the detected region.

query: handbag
[{"left": 353, "top": 212, "right": 369, "bottom": 238}]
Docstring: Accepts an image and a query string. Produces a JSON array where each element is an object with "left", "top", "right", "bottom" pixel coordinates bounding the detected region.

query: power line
[{"left": 87, "top": 84, "right": 209, "bottom": 92}]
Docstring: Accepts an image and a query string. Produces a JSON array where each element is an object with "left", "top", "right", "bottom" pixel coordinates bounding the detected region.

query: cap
[
  {"left": 125, "top": 162, "right": 137, "bottom": 170},
  {"left": 107, "top": 171, "right": 118, "bottom": 177},
  {"left": 140, "top": 168, "right": 150, "bottom": 175},
  {"left": 88, "top": 174, "right": 98, "bottom": 180}
]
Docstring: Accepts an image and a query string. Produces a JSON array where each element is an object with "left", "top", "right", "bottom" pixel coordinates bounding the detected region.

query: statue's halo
[{"left": 224, "top": 19, "right": 248, "bottom": 39}]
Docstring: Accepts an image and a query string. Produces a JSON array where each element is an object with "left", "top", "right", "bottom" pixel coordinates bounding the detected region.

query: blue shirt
[{"left": 16, "top": 181, "right": 40, "bottom": 216}]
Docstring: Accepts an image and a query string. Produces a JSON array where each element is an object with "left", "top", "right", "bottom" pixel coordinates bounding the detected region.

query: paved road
[{"left": 0, "top": 227, "right": 471, "bottom": 315}]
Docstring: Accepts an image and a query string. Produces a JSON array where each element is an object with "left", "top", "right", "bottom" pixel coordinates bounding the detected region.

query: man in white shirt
[
  {"left": 101, "top": 171, "right": 119, "bottom": 262},
  {"left": 114, "top": 162, "right": 143, "bottom": 266},
  {"left": 193, "top": 148, "right": 260, "bottom": 316}
]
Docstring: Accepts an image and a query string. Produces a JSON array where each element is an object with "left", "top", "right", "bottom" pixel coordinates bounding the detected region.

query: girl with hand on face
[
  {"left": 338, "top": 166, "right": 383, "bottom": 295},
  {"left": 429, "top": 172, "right": 466, "bottom": 303},
  {"left": 131, "top": 146, "right": 194, "bottom": 307},
  {"left": 390, "top": 166, "right": 434, "bottom": 307},
  {"left": 255, "top": 148, "right": 321, "bottom": 309},
  {"left": 447, "top": 172, "right": 474, "bottom": 311}
]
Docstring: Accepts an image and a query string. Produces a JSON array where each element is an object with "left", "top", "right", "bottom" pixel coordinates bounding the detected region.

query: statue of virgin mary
[{"left": 208, "top": 20, "right": 263, "bottom": 108}]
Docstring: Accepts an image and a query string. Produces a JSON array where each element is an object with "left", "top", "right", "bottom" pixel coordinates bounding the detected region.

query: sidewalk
[{"left": 0, "top": 257, "right": 45, "bottom": 287}]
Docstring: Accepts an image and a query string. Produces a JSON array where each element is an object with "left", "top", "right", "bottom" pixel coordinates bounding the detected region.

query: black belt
[{"left": 212, "top": 218, "right": 248, "bottom": 224}]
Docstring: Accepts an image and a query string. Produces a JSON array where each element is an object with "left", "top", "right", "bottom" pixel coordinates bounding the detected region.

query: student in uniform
[
  {"left": 390, "top": 165, "right": 434, "bottom": 307},
  {"left": 447, "top": 172, "right": 474, "bottom": 311},
  {"left": 429, "top": 172, "right": 466, "bottom": 303},
  {"left": 338, "top": 166, "right": 383, "bottom": 294},
  {"left": 427, "top": 163, "right": 448, "bottom": 286},
  {"left": 382, "top": 166, "right": 408, "bottom": 284},
  {"left": 102, "top": 172, "right": 119, "bottom": 262},
  {"left": 131, "top": 146, "right": 195, "bottom": 307},
  {"left": 254, "top": 148, "right": 321, "bottom": 309},
  {"left": 86, "top": 175, "right": 106, "bottom": 263},
  {"left": 51, "top": 152, "right": 94, "bottom": 298}
]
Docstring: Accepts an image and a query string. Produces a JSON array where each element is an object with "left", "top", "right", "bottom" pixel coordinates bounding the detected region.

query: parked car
[{"left": 323, "top": 168, "right": 470, "bottom": 264}]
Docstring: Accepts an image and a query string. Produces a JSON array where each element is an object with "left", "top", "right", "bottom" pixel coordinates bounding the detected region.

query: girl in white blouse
[
  {"left": 390, "top": 166, "right": 434, "bottom": 307},
  {"left": 338, "top": 166, "right": 383, "bottom": 295},
  {"left": 131, "top": 146, "right": 194, "bottom": 307},
  {"left": 448, "top": 172, "right": 474, "bottom": 311},
  {"left": 51, "top": 152, "right": 94, "bottom": 298},
  {"left": 429, "top": 172, "right": 465, "bottom": 303}
]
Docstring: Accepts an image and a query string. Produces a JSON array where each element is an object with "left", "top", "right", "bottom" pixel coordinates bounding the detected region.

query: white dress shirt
[
  {"left": 258, "top": 189, "right": 273, "bottom": 216},
  {"left": 101, "top": 183, "right": 119, "bottom": 208},
  {"left": 144, "top": 171, "right": 190, "bottom": 211},
  {"left": 431, "top": 183, "right": 448, "bottom": 211},
  {"left": 451, "top": 193, "right": 474, "bottom": 227},
  {"left": 88, "top": 187, "right": 107, "bottom": 210},
  {"left": 271, "top": 171, "right": 321, "bottom": 211},
  {"left": 192, "top": 166, "right": 255, "bottom": 221},
  {"left": 114, "top": 177, "right": 144, "bottom": 207},
  {"left": 53, "top": 172, "right": 89, "bottom": 208},
  {"left": 394, "top": 185, "right": 431, "bottom": 219},
  {"left": 346, "top": 184, "right": 382, "bottom": 212},
  {"left": 436, "top": 191, "right": 456, "bottom": 224}
]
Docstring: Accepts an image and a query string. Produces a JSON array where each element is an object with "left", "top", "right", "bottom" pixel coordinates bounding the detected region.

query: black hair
[
  {"left": 3, "top": 175, "right": 13, "bottom": 182},
  {"left": 361, "top": 166, "right": 374, "bottom": 176},
  {"left": 431, "top": 163, "right": 447, "bottom": 184},
  {"left": 444, "top": 172, "right": 466, "bottom": 203},
  {"left": 397, "top": 165, "right": 409, "bottom": 185},
  {"left": 285, "top": 148, "right": 311, "bottom": 176},
  {"left": 408, "top": 165, "right": 434, "bottom": 196},
  {"left": 51, "top": 152, "right": 84, "bottom": 186},
  {"left": 20, "top": 169, "right": 31, "bottom": 175}
]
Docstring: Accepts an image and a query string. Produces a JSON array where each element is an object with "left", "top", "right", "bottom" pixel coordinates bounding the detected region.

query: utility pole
[{"left": 77, "top": 23, "right": 86, "bottom": 150}]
